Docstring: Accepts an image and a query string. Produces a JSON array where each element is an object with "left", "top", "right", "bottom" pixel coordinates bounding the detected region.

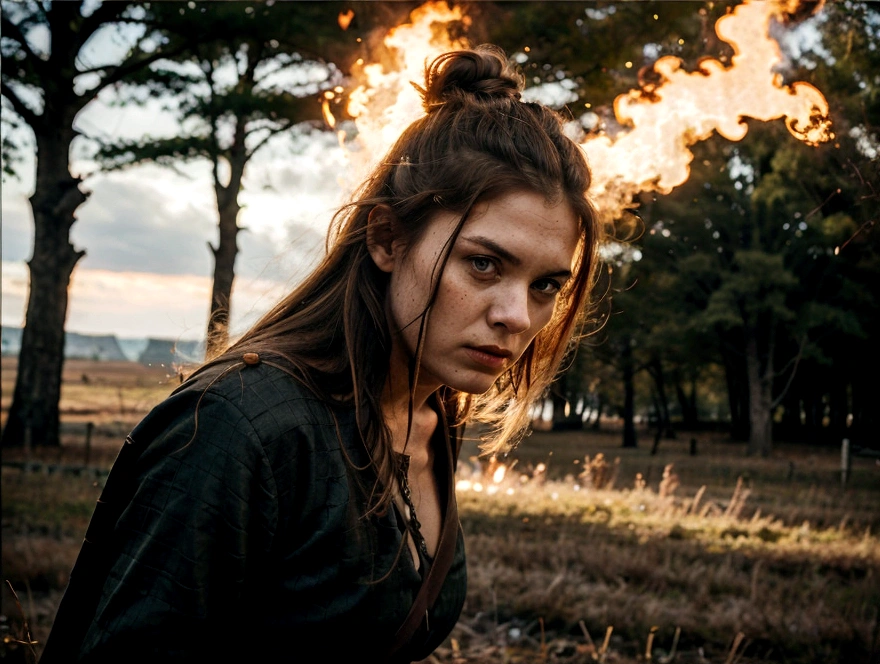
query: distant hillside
[
  {"left": 0, "top": 326, "right": 22, "bottom": 357},
  {"left": 65, "top": 332, "right": 128, "bottom": 361},
  {"left": 1, "top": 326, "right": 204, "bottom": 365},
  {"left": 138, "top": 337, "right": 205, "bottom": 366}
]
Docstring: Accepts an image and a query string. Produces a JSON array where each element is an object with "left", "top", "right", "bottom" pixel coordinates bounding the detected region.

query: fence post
[
  {"left": 840, "top": 438, "right": 851, "bottom": 488},
  {"left": 85, "top": 421, "right": 94, "bottom": 467}
]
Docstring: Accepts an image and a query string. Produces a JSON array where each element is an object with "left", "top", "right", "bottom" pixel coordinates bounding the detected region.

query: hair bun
[{"left": 419, "top": 45, "right": 523, "bottom": 112}]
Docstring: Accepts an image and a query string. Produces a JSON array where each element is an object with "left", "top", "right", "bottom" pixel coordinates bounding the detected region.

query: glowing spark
[
  {"left": 492, "top": 465, "right": 506, "bottom": 484},
  {"left": 338, "top": 9, "right": 354, "bottom": 31}
]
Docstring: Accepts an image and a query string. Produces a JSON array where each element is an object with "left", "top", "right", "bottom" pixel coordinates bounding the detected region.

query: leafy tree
[
  {"left": 93, "top": 1, "right": 403, "bottom": 354},
  {"left": 1, "top": 0, "right": 418, "bottom": 449},
  {"left": 484, "top": 1, "right": 735, "bottom": 111},
  {"left": 0, "top": 1, "right": 190, "bottom": 448},
  {"left": 491, "top": 1, "right": 878, "bottom": 454},
  {"left": 778, "top": 0, "right": 880, "bottom": 448}
]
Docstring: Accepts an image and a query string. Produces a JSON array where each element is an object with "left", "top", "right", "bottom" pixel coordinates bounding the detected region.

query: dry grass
[
  {"left": 2, "top": 359, "right": 879, "bottom": 662},
  {"left": 431, "top": 428, "right": 879, "bottom": 662}
]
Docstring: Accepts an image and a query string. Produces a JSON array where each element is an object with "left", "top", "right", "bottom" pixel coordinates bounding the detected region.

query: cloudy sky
[{"left": 1, "top": 70, "right": 353, "bottom": 342}]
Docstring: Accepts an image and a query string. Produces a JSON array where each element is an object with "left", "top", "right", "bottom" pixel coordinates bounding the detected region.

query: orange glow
[
  {"left": 582, "top": 0, "right": 833, "bottom": 219},
  {"left": 343, "top": 1, "right": 470, "bottom": 180},
  {"left": 321, "top": 92, "right": 336, "bottom": 129},
  {"left": 338, "top": 9, "right": 354, "bottom": 31},
  {"left": 342, "top": 0, "right": 833, "bottom": 222}
]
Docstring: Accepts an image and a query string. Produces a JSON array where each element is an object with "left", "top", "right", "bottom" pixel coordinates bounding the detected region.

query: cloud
[
  {"left": 1, "top": 97, "right": 356, "bottom": 340},
  {"left": 1, "top": 190, "right": 33, "bottom": 262},
  {"left": 2, "top": 260, "right": 294, "bottom": 341},
  {"left": 70, "top": 166, "right": 217, "bottom": 276}
]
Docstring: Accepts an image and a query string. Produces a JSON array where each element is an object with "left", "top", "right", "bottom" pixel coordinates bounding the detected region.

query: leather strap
[{"left": 387, "top": 396, "right": 460, "bottom": 660}]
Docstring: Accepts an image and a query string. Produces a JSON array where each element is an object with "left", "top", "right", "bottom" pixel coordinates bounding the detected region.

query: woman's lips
[{"left": 465, "top": 345, "right": 512, "bottom": 369}]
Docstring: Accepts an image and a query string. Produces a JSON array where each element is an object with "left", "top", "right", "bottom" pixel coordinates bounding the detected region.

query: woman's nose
[{"left": 487, "top": 288, "right": 530, "bottom": 334}]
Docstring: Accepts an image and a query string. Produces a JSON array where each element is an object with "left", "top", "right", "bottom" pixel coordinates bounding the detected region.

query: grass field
[{"left": 2, "top": 357, "right": 878, "bottom": 663}]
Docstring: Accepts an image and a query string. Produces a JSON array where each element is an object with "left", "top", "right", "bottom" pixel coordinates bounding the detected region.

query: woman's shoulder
[
  {"left": 132, "top": 356, "right": 353, "bottom": 462},
  {"left": 184, "top": 357, "right": 341, "bottom": 424}
]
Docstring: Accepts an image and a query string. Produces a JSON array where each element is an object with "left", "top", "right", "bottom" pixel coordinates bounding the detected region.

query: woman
[{"left": 41, "top": 45, "right": 600, "bottom": 663}]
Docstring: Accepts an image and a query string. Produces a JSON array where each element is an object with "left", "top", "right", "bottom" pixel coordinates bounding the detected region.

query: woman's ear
[{"left": 366, "top": 204, "right": 399, "bottom": 273}]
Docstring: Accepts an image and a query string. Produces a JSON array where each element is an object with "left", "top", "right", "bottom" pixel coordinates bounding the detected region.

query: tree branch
[
  {"left": 1, "top": 15, "right": 44, "bottom": 67},
  {"left": 245, "top": 120, "right": 294, "bottom": 159},
  {"left": 91, "top": 41, "right": 190, "bottom": 95},
  {"left": 75, "top": 2, "right": 135, "bottom": 49},
  {"left": 771, "top": 334, "right": 808, "bottom": 410},
  {"left": 1, "top": 80, "right": 39, "bottom": 127}
]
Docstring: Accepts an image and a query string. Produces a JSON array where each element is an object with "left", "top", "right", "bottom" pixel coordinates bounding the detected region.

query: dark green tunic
[{"left": 41, "top": 360, "right": 467, "bottom": 663}]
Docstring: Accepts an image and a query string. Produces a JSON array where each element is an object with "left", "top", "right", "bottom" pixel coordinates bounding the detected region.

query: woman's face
[{"left": 374, "top": 189, "right": 580, "bottom": 397}]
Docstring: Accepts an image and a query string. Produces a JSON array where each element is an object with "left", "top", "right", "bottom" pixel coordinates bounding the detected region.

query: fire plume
[
  {"left": 338, "top": 0, "right": 833, "bottom": 222},
  {"left": 344, "top": 1, "right": 470, "bottom": 180},
  {"left": 582, "top": 0, "right": 834, "bottom": 220}
]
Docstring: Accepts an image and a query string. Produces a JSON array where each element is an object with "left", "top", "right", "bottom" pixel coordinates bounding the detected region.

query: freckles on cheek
[{"left": 438, "top": 279, "right": 469, "bottom": 304}]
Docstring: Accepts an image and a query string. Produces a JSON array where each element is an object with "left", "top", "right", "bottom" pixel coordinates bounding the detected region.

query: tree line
[{"left": 2, "top": 1, "right": 877, "bottom": 456}]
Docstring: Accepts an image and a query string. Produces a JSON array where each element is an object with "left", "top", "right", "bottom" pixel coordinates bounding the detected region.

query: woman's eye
[
  {"left": 470, "top": 256, "right": 496, "bottom": 274},
  {"left": 533, "top": 279, "right": 562, "bottom": 295}
]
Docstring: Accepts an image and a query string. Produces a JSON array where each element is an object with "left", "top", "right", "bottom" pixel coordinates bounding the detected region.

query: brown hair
[{"left": 192, "top": 44, "right": 600, "bottom": 511}]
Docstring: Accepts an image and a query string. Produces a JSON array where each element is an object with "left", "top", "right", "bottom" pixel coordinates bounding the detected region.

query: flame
[
  {"left": 338, "top": 0, "right": 832, "bottom": 223},
  {"left": 342, "top": 1, "right": 470, "bottom": 180},
  {"left": 338, "top": 9, "right": 354, "bottom": 31},
  {"left": 321, "top": 91, "right": 337, "bottom": 129},
  {"left": 582, "top": 0, "right": 833, "bottom": 219}
]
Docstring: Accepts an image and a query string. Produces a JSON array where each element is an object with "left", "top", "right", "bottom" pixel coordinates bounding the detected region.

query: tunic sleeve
[
  {"left": 39, "top": 363, "right": 466, "bottom": 663},
  {"left": 62, "top": 370, "right": 289, "bottom": 663}
]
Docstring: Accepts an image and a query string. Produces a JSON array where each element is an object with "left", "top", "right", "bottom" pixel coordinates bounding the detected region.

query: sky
[
  {"left": 1, "top": 0, "right": 839, "bottom": 343},
  {"left": 1, "top": 63, "right": 352, "bottom": 342},
  {"left": 2, "top": 128, "right": 346, "bottom": 341}
]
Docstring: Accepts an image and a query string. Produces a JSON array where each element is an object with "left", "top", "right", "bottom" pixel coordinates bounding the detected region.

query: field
[{"left": 2, "top": 357, "right": 879, "bottom": 663}]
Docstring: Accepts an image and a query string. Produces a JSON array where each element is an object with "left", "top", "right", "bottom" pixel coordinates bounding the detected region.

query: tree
[
  {"left": 94, "top": 2, "right": 389, "bottom": 354},
  {"left": 0, "top": 1, "right": 189, "bottom": 448},
  {"left": 510, "top": 1, "right": 878, "bottom": 455},
  {"left": 775, "top": 0, "right": 880, "bottom": 448}
]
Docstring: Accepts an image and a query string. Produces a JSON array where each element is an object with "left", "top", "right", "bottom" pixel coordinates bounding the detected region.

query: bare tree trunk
[
  {"left": 206, "top": 197, "right": 241, "bottom": 355},
  {"left": 622, "top": 338, "right": 637, "bottom": 448},
  {"left": 720, "top": 333, "right": 750, "bottom": 441},
  {"left": 828, "top": 376, "right": 848, "bottom": 442},
  {"left": 745, "top": 331, "right": 773, "bottom": 457},
  {"left": 205, "top": 116, "right": 248, "bottom": 357},
  {"left": 675, "top": 376, "right": 699, "bottom": 429},
  {"left": 648, "top": 357, "right": 674, "bottom": 438},
  {"left": 2, "top": 1, "right": 192, "bottom": 448},
  {"left": 2, "top": 128, "right": 86, "bottom": 448}
]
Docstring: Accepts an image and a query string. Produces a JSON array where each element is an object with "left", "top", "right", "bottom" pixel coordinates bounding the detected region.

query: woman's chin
[{"left": 446, "top": 374, "right": 500, "bottom": 396}]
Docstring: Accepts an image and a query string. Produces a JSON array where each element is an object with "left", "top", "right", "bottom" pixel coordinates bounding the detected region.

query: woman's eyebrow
[
  {"left": 460, "top": 235, "right": 520, "bottom": 265},
  {"left": 460, "top": 235, "right": 572, "bottom": 278}
]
